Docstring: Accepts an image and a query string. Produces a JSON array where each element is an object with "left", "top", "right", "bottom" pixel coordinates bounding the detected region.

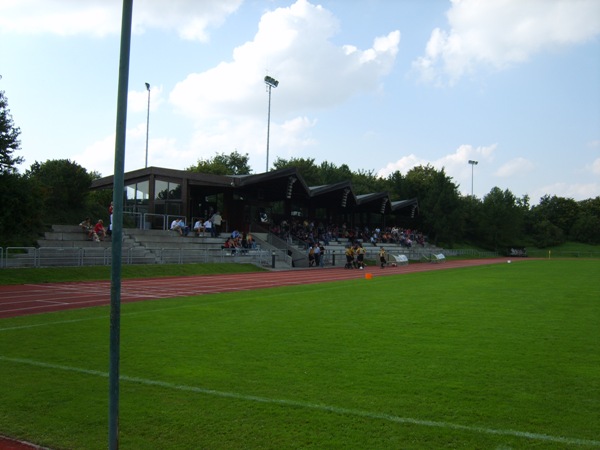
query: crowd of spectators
[
  {"left": 269, "top": 218, "right": 426, "bottom": 249},
  {"left": 222, "top": 231, "right": 257, "bottom": 255}
]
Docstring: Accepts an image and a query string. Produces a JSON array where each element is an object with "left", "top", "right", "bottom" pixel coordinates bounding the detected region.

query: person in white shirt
[
  {"left": 170, "top": 219, "right": 182, "bottom": 236},
  {"left": 193, "top": 219, "right": 204, "bottom": 237},
  {"left": 203, "top": 218, "right": 212, "bottom": 236}
]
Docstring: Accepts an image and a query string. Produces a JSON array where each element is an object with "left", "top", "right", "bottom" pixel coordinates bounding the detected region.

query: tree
[
  {"left": 272, "top": 157, "right": 322, "bottom": 185},
  {"left": 403, "top": 165, "right": 463, "bottom": 245},
  {"left": 0, "top": 89, "right": 23, "bottom": 174},
  {"left": 531, "top": 195, "right": 580, "bottom": 237},
  {"left": 26, "top": 159, "right": 94, "bottom": 224},
  {"left": 0, "top": 172, "right": 44, "bottom": 245},
  {"left": 571, "top": 197, "right": 600, "bottom": 244},
  {"left": 479, "top": 187, "right": 525, "bottom": 251},
  {"left": 319, "top": 161, "right": 353, "bottom": 185},
  {"left": 570, "top": 213, "right": 600, "bottom": 244},
  {"left": 384, "top": 170, "right": 406, "bottom": 199},
  {"left": 351, "top": 169, "right": 386, "bottom": 195},
  {"left": 531, "top": 219, "right": 564, "bottom": 248},
  {"left": 187, "top": 151, "right": 252, "bottom": 175}
]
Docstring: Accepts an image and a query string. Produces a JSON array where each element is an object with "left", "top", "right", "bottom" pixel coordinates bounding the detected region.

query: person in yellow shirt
[
  {"left": 379, "top": 247, "right": 387, "bottom": 269},
  {"left": 356, "top": 244, "right": 366, "bottom": 269},
  {"left": 345, "top": 245, "right": 354, "bottom": 269}
]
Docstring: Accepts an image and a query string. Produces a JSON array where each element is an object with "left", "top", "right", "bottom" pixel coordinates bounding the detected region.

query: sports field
[{"left": 0, "top": 259, "right": 599, "bottom": 449}]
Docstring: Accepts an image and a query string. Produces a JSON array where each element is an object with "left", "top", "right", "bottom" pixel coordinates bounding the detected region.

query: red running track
[{"left": 0, "top": 258, "right": 513, "bottom": 319}]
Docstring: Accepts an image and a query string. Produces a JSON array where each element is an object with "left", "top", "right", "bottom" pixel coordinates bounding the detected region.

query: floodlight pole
[
  {"left": 264, "top": 75, "right": 279, "bottom": 172},
  {"left": 468, "top": 160, "right": 478, "bottom": 196},
  {"left": 144, "top": 82, "right": 150, "bottom": 168}
]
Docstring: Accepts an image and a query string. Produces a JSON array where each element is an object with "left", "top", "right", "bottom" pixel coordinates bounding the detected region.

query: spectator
[
  {"left": 92, "top": 219, "right": 106, "bottom": 242},
  {"left": 319, "top": 242, "right": 326, "bottom": 267},
  {"left": 178, "top": 218, "right": 190, "bottom": 236},
  {"left": 107, "top": 201, "right": 114, "bottom": 236},
  {"left": 193, "top": 219, "right": 204, "bottom": 237},
  {"left": 210, "top": 211, "right": 223, "bottom": 237},
  {"left": 79, "top": 217, "right": 93, "bottom": 240},
  {"left": 203, "top": 218, "right": 213, "bottom": 237},
  {"left": 308, "top": 244, "right": 316, "bottom": 267},
  {"left": 313, "top": 242, "right": 321, "bottom": 267},
  {"left": 222, "top": 237, "right": 238, "bottom": 255},
  {"left": 247, "top": 232, "right": 256, "bottom": 249},
  {"left": 241, "top": 232, "right": 248, "bottom": 253},
  {"left": 170, "top": 218, "right": 183, "bottom": 236}
]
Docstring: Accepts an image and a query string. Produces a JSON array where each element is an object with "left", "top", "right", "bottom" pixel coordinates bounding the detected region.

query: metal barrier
[
  {"left": 123, "top": 211, "right": 143, "bottom": 229},
  {"left": 143, "top": 213, "right": 167, "bottom": 230},
  {"left": 0, "top": 246, "right": 272, "bottom": 268}
]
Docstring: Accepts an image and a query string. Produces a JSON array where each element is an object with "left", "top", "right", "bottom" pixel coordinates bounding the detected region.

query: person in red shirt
[{"left": 92, "top": 219, "right": 106, "bottom": 242}]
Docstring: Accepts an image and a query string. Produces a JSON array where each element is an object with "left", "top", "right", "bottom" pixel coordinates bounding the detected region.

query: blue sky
[{"left": 1, "top": 0, "right": 599, "bottom": 203}]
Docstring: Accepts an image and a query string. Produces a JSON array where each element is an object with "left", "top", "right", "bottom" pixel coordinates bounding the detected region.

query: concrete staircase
[
  {"left": 24, "top": 225, "right": 284, "bottom": 268},
  {"left": 5, "top": 226, "right": 442, "bottom": 269}
]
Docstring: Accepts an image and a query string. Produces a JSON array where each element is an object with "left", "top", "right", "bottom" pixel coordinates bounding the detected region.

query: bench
[
  {"left": 390, "top": 254, "right": 409, "bottom": 266},
  {"left": 431, "top": 253, "right": 446, "bottom": 263}
]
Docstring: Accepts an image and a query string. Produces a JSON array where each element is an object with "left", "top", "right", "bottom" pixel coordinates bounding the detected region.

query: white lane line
[{"left": 1, "top": 356, "right": 598, "bottom": 447}]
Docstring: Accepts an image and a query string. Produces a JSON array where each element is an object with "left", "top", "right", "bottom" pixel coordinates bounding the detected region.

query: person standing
[
  {"left": 345, "top": 245, "right": 354, "bottom": 269},
  {"left": 308, "top": 244, "right": 316, "bottom": 267},
  {"left": 314, "top": 243, "right": 321, "bottom": 267},
  {"left": 356, "top": 243, "right": 366, "bottom": 269},
  {"left": 107, "top": 201, "right": 114, "bottom": 236},
  {"left": 319, "top": 242, "right": 326, "bottom": 267},
  {"left": 379, "top": 247, "right": 387, "bottom": 269},
  {"left": 210, "top": 211, "right": 222, "bottom": 237}
]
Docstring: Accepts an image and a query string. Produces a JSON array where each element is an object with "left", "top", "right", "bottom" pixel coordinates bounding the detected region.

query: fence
[{"left": 0, "top": 247, "right": 274, "bottom": 269}]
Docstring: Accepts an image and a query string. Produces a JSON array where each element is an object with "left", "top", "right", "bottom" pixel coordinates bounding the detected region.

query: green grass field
[{"left": 1, "top": 260, "right": 599, "bottom": 449}]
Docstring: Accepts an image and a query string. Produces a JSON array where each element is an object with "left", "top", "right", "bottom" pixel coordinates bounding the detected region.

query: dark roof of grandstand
[{"left": 91, "top": 166, "right": 417, "bottom": 212}]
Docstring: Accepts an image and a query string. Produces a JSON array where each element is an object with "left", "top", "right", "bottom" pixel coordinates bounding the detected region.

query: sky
[{"left": 1, "top": 0, "right": 599, "bottom": 203}]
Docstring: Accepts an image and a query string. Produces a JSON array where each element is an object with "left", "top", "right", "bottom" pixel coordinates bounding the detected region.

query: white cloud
[
  {"left": 170, "top": 0, "right": 400, "bottom": 117},
  {"left": 169, "top": 0, "right": 400, "bottom": 167},
  {"left": 413, "top": 0, "right": 600, "bottom": 84},
  {"left": 68, "top": 0, "right": 400, "bottom": 176},
  {"left": 495, "top": 157, "right": 535, "bottom": 177},
  {"left": 377, "top": 154, "right": 428, "bottom": 178},
  {"left": 0, "top": 0, "right": 242, "bottom": 40},
  {"left": 591, "top": 158, "right": 600, "bottom": 175},
  {"left": 377, "top": 143, "right": 497, "bottom": 178},
  {"left": 531, "top": 182, "right": 600, "bottom": 202},
  {"left": 73, "top": 122, "right": 180, "bottom": 177},
  {"left": 128, "top": 84, "right": 163, "bottom": 114}
]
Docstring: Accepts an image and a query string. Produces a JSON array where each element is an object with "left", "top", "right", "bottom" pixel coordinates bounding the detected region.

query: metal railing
[{"left": 0, "top": 247, "right": 273, "bottom": 269}]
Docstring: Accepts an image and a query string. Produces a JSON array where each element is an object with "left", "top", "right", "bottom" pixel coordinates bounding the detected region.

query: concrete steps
[{"left": 28, "top": 225, "right": 280, "bottom": 268}]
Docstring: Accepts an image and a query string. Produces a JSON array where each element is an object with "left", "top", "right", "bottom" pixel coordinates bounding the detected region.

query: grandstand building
[{"left": 91, "top": 166, "right": 418, "bottom": 232}]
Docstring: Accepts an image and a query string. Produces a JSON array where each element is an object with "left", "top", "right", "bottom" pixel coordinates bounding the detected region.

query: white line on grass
[{"left": 2, "top": 356, "right": 598, "bottom": 447}]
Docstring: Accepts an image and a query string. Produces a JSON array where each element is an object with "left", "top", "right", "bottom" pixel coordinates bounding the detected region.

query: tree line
[
  {"left": 1, "top": 87, "right": 599, "bottom": 249},
  {"left": 190, "top": 153, "right": 600, "bottom": 250}
]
